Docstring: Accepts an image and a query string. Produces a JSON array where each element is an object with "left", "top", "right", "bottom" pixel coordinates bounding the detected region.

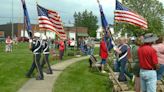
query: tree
[
  {"left": 115, "top": 0, "right": 164, "bottom": 36},
  {"left": 74, "top": 10, "right": 98, "bottom": 37}
]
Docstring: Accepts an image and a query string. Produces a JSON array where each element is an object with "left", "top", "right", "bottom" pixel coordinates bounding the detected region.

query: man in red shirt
[
  {"left": 59, "top": 39, "right": 65, "bottom": 60},
  {"left": 100, "top": 36, "right": 108, "bottom": 73},
  {"left": 138, "top": 33, "right": 159, "bottom": 92}
]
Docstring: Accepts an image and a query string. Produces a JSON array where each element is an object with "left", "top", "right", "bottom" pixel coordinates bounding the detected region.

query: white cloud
[
  {"left": 158, "top": 0, "right": 164, "bottom": 3},
  {"left": 0, "top": 0, "right": 115, "bottom": 25}
]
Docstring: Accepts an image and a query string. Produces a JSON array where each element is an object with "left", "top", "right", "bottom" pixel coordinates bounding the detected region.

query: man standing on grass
[
  {"left": 26, "top": 32, "right": 44, "bottom": 80},
  {"left": 138, "top": 33, "right": 159, "bottom": 92}
]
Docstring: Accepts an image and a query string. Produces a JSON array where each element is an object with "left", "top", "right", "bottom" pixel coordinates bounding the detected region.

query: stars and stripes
[
  {"left": 115, "top": 0, "right": 148, "bottom": 29},
  {"left": 37, "top": 5, "right": 66, "bottom": 39}
]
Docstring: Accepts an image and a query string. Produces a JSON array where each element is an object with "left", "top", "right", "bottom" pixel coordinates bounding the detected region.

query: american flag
[
  {"left": 37, "top": 5, "right": 66, "bottom": 39},
  {"left": 115, "top": 0, "right": 148, "bottom": 29}
]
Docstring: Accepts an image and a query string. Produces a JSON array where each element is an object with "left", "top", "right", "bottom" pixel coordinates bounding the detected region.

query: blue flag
[
  {"left": 21, "top": 0, "right": 32, "bottom": 38},
  {"left": 98, "top": 3, "right": 108, "bottom": 32},
  {"left": 98, "top": 1, "right": 114, "bottom": 51}
]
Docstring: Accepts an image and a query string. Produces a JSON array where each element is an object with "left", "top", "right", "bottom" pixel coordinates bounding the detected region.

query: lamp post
[{"left": 75, "top": 25, "right": 78, "bottom": 50}]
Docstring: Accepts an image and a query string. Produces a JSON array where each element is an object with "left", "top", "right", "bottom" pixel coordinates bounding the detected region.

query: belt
[{"left": 141, "top": 68, "right": 156, "bottom": 70}]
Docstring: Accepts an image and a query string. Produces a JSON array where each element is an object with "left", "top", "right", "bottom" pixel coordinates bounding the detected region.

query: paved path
[{"left": 17, "top": 56, "right": 90, "bottom": 92}]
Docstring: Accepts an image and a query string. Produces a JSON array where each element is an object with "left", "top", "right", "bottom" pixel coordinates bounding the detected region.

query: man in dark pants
[
  {"left": 41, "top": 35, "right": 53, "bottom": 74},
  {"left": 26, "top": 32, "right": 44, "bottom": 80}
]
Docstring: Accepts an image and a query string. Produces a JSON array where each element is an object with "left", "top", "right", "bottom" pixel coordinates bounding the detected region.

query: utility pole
[{"left": 11, "top": 0, "right": 14, "bottom": 38}]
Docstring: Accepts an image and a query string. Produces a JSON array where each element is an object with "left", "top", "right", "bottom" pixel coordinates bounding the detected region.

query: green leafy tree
[
  {"left": 115, "top": 0, "right": 164, "bottom": 36},
  {"left": 74, "top": 10, "right": 98, "bottom": 37}
]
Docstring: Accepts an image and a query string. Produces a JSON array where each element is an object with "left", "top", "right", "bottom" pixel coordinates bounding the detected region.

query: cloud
[{"left": 0, "top": 0, "right": 163, "bottom": 25}]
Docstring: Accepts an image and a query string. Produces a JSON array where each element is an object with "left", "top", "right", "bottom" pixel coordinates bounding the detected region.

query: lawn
[
  {"left": 0, "top": 42, "right": 83, "bottom": 92},
  {"left": 0, "top": 42, "right": 32, "bottom": 92},
  {"left": 53, "top": 59, "right": 113, "bottom": 92}
]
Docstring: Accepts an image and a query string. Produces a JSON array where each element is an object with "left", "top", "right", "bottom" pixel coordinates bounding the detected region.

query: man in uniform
[
  {"left": 41, "top": 35, "right": 53, "bottom": 74},
  {"left": 26, "top": 32, "right": 44, "bottom": 80}
]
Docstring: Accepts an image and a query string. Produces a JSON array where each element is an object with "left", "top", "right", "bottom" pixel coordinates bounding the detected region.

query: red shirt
[
  {"left": 138, "top": 44, "right": 158, "bottom": 69},
  {"left": 59, "top": 41, "right": 65, "bottom": 51},
  {"left": 100, "top": 40, "right": 108, "bottom": 59}
]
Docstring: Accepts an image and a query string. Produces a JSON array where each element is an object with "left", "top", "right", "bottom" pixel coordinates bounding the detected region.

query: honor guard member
[
  {"left": 26, "top": 32, "right": 44, "bottom": 80},
  {"left": 41, "top": 35, "right": 53, "bottom": 74}
]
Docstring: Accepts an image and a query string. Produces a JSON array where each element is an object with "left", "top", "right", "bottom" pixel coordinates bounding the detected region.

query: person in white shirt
[{"left": 5, "top": 36, "right": 13, "bottom": 52}]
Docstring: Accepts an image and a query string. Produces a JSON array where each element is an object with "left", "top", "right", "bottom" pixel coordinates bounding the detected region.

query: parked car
[{"left": 17, "top": 37, "right": 29, "bottom": 42}]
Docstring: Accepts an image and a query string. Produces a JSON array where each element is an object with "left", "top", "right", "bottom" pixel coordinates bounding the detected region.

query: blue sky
[{"left": 0, "top": 0, "right": 163, "bottom": 26}]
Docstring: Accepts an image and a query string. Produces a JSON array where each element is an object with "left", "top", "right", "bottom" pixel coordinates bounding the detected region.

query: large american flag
[
  {"left": 115, "top": 0, "right": 148, "bottom": 29},
  {"left": 37, "top": 5, "right": 66, "bottom": 39}
]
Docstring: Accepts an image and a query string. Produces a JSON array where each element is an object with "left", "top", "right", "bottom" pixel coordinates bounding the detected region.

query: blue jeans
[
  {"left": 117, "top": 60, "right": 127, "bottom": 81},
  {"left": 87, "top": 48, "right": 91, "bottom": 55},
  {"left": 117, "top": 60, "right": 133, "bottom": 81},
  {"left": 90, "top": 48, "right": 94, "bottom": 55},
  {"left": 140, "top": 69, "right": 157, "bottom": 92},
  {"left": 101, "top": 59, "right": 106, "bottom": 65},
  {"left": 157, "top": 64, "right": 164, "bottom": 80}
]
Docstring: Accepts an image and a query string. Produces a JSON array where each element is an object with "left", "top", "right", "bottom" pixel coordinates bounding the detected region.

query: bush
[{"left": 67, "top": 52, "right": 74, "bottom": 56}]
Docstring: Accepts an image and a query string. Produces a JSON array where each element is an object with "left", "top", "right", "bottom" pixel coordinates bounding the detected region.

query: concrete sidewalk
[{"left": 17, "top": 56, "right": 89, "bottom": 92}]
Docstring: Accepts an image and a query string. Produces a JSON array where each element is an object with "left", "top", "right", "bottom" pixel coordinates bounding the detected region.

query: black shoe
[
  {"left": 46, "top": 71, "right": 53, "bottom": 74},
  {"left": 36, "top": 76, "right": 44, "bottom": 80}
]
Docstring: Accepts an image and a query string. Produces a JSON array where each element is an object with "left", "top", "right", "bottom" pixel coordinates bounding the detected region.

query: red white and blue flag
[
  {"left": 115, "top": 0, "right": 148, "bottom": 29},
  {"left": 37, "top": 5, "right": 66, "bottom": 39},
  {"left": 21, "top": 0, "right": 32, "bottom": 38}
]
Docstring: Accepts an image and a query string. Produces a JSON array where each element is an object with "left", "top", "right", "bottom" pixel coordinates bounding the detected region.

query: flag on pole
[
  {"left": 21, "top": 0, "right": 32, "bottom": 38},
  {"left": 115, "top": 0, "right": 148, "bottom": 29},
  {"left": 97, "top": 0, "right": 108, "bottom": 32},
  {"left": 97, "top": 0, "right": 115, "bottom": 51},
  {"left": 37, "top": 5, "right": 66, "bottom": 40}
]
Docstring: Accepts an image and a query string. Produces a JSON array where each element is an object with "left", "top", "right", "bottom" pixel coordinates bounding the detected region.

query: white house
[{"left": 96, "top": 27, "right": 103, "bottom": 39}]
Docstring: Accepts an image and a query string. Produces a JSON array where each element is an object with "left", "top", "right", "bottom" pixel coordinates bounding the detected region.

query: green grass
[
  {"left": 0, "top": 42, "right": 78, "bottom": 92},
  {"left": 53, "top": 60, "right": 113, "bottom": 92},
  {"left": 93, "top": 47, "right": 99, "bottom": 55},
  {"left": 0, "top": 42, "right": 32, "bottom": 92}
]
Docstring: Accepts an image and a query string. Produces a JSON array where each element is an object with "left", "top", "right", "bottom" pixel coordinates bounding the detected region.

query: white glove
[
  {"left": 113, "top": 46, "right": 117, "bottom": 51},
  {"left": 29, "top": 39, "right": 32, "bottom": 43}
]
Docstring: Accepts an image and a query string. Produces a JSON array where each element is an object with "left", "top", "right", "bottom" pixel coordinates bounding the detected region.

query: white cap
[
  {"left": 34, "top": 32, "right": 40, "bottom": 37},
  {"left": 42, "top": 35, "right": 47, "bottom": 40}
]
